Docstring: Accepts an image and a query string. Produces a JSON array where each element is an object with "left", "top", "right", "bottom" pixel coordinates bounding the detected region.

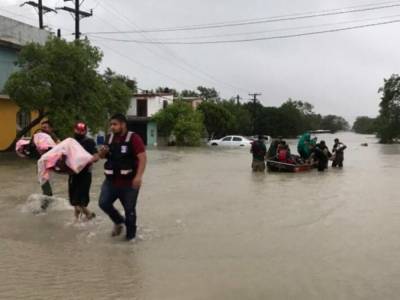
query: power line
[
  {"left": 57, "top": 0, "right": 93, "bottom": 40},
  {"left": 20, "top": 1, "right": 57, "bottom": 29},
  {"left": 90, "top": 19, "right": 400, "bottom": 45},
  {"left": 90, "top": 38, "right": 196, "bottom": 88},
  {"left": 93, "top": 1, "right": 250, "bottom": 95},
  {"left": 95, "top": 13, "right": 400, "bottom": 42},
  {"left": 84, "top": 2, "right": 400, "bottom": 35},
  {"left": 0, "top": 6, "right": 75, "bottom": 35}
]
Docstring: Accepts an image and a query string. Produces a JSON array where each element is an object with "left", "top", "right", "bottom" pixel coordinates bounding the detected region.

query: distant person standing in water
[
  {"left": 250, "top": 135, "right": 267, "bottom": 172},
  {"left": 98, "top": 114, "right": 147, "bottom": 242},
  {"left": 332, "top": 138, "right": 347, "bottom": 168}
]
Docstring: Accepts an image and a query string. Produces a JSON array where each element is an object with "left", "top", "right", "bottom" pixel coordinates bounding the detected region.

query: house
[
  {"left": 179, "top": 96, "right": 203, "bottom": 109},
  {"left": 126, "top": 92, "right": 174, "bottom": 146},
  {"left": 0, "top": 15, "right": 50, "bottom": 151}
]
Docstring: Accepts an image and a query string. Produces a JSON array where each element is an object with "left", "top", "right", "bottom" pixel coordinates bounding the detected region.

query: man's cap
[{"left": 74, "top": 122, "right": 87, "bottom": 134}]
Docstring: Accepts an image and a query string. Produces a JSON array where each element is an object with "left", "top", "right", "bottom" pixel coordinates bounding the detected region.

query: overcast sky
[{"left": 2, "top": 0, "right": 400, "bottom": 123}]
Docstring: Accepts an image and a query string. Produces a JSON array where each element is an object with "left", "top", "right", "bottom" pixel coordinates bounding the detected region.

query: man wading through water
[
  {"left": 251, "top": 135, "right": 267, "bottom": 172},
  {"left": 98, "top": 114, "right": 147, "bottom": 242},
  {"left": 69, "top": 122, "right": 99, "bottom": 221}
]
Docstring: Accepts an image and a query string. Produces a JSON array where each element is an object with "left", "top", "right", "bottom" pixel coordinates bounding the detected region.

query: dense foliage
[
  {"left": 4, "top": 37, "right": 134, "bottom": 147},
  {"left": 375, "top": 74, "right": 400, "bottom": 143},
  {"left": 352, "top": 116, "right": 377, "bottom": 134}
]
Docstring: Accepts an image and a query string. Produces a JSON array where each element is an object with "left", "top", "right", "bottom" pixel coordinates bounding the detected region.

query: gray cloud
[{"left": 3, "top": 0, "right": 400, "bottom": 122}]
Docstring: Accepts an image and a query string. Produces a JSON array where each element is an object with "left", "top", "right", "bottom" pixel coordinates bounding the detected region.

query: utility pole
[
  {"left": 249, "top": 93, "right": 262, "bottom": 134},
  {"left": 21, "top": 0, "right": 57, "bottom": 29},
  {"left": 58, "top": 0, "right": 93, "bottom": 40},
  {"left": 236, "top": 94, "right": 241, "bottom": 105}
]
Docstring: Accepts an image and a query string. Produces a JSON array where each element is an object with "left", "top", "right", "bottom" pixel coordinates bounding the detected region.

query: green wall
[
  {"left": 0, "top": 47, "right": 18, "bottom": 92},
  {"left": 147, "top": 121, "right": 158, "bottom": 146}
]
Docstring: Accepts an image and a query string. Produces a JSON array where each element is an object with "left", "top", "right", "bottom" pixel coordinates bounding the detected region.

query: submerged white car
[{"left": 208, "top": 135, "right": 252, "bottom": 147}]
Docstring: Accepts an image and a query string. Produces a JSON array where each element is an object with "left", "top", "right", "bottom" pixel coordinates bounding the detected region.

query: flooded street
[{"left": 0, "top": 132, "right": 399, "bottom": 300}]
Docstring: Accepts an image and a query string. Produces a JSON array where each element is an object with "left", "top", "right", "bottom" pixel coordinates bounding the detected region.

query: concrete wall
[{"left": 0, "top": 15, "right": 49, "bottom": 46}]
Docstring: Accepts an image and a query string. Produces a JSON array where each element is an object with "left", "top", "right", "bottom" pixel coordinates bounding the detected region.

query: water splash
[{"left": 20, "top": 194, "right": 72, "bottom": 215}]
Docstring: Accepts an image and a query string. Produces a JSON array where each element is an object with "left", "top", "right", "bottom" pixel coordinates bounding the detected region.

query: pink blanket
[
  {"left": 15, "top": 139, "right": 30, "bottom": 157},
  {"left": 33, "top": 132, "right": 57, "bottom": 154},
  {"left": 38, "top": 138, "right": 93, "bottom": 184}
]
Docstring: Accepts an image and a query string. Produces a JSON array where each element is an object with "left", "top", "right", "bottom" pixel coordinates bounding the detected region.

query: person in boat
[
  {"left": 68, "top": 122, "right": 100, "bottom": 221},
  {"left": 267, "top": 138, "right": 280, "bottom": 160},
  {"left": 250, "top": 135, "right": 267, "bottom": 172},
  {"left": 332, "top": 138, "right": 347, "bottom": 168},
  {"left": 276, "top": 141, "right": 294, "bottom": 163},
  {"left": 312, "top": 140, "right": 332, "bottom": 172},
  {"left": 297, "top": 132, "right": 313, "bottom": 160}
]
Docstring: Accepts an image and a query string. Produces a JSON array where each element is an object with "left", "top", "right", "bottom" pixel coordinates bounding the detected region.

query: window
[
  {"left": 163, "top": 100, "right": 168, "bottom": 109},
  {"left": 16, "top": 110, "right": 31, "bottom": 136},
  {"left": 137, "top": 99, "right": 148, "bottom": 117},
  {"left": 233, "top": 137, "right": 242, "bottom": 142},
  {"left": 222, "top": 137, "right": 232, "bottom": 141}
]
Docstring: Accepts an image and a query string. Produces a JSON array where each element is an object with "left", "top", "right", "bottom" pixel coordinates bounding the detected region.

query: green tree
[
  {"left": 153, "top": 101, "right": 204, "bottom": 146},
  {"left": 198, "top": 101, "right": 235, "bottom": 138},
  {"left": 181, "top": 89, "right": 199, "bottom": 97},
  {"left": 320, "top": 115, "right": 350, "bottom": 132},
  {"left": 4, "top": 37, "right": 133, "bottom": 147},
  {"left": 221, "top": 100, "right": 252, "bottom": 135},
  {"left": 353, "top": 116, "right": 377, "bottom": 134},
  {"left": 156, "top": 86, "right": 179, "bottom": 97},
  {"left": 278, "top": 100, "right": 307, "bottom": 137},
  {"left": 103, "top": 68, "right": 136, "bottom": 116},
  {"left": 376, "top": 74, "right": 400, "bottom": 143},
  {"left": 197, "top": 86, "right": 219, "bottom": 101}
]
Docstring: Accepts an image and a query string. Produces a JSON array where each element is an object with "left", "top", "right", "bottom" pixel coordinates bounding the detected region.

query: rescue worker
[
  {"left": 332, "top": 138, "right": 347, "bottom": 168},
  {"left": 313, "top": 140, "right": 332, "bottom": 172},
  {"left": 297, "top": 132, "right": 312, "bottom": 160},
  {"left": 250, "top": 135, "right": 267, "bottom": 172},
  {"left": 98, "top": 114, "right": 147, "bottom": 242},
  {"left": 68, "top": 122, "right": 99, "bottom": 221}
]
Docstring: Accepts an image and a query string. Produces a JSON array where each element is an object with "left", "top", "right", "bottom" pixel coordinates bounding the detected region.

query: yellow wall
[
  {"left": 0, "top": 98, "right": 39, "bottom": 151},
  {"left": 0, "top": 99, "right": 19, "bottom": 150}
]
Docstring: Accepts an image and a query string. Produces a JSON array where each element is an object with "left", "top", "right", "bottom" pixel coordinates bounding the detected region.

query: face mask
[{"left": 74, "top": 133, "right": 85, "bottom": 140}]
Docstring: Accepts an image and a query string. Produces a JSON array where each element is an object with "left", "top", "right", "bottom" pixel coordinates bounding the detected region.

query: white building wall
[{"left": 127, "top": 94, "right": 174, "bottom": 117}]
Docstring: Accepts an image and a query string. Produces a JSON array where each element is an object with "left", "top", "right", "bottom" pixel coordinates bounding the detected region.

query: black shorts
[{"left": 68, "top": 172, "right": 92, "bottom": 207}]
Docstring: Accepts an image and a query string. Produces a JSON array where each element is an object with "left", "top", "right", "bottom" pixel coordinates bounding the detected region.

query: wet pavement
[{"left": 0, "top": 132, "right": 399, "bottom": 300}]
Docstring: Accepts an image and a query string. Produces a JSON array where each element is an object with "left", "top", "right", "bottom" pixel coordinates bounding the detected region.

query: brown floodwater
[{"left": 0, "top": 132, "right": 399, "bottom": 300}]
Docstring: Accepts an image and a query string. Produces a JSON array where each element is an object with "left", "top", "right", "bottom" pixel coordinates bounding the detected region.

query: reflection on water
[{"left": 0, "top": 132, "right": 399, "bottom": 300}]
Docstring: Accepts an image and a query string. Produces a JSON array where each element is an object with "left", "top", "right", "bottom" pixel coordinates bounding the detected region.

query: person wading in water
[
  {"left": 98, "top": 114, "right": 147, "bottom": 242},
  {"left": 250, "top": 135, "right": 267, "bottom": 172},
  {"left": 68, "top": 122, "right": 99, "bottom": 221}
]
